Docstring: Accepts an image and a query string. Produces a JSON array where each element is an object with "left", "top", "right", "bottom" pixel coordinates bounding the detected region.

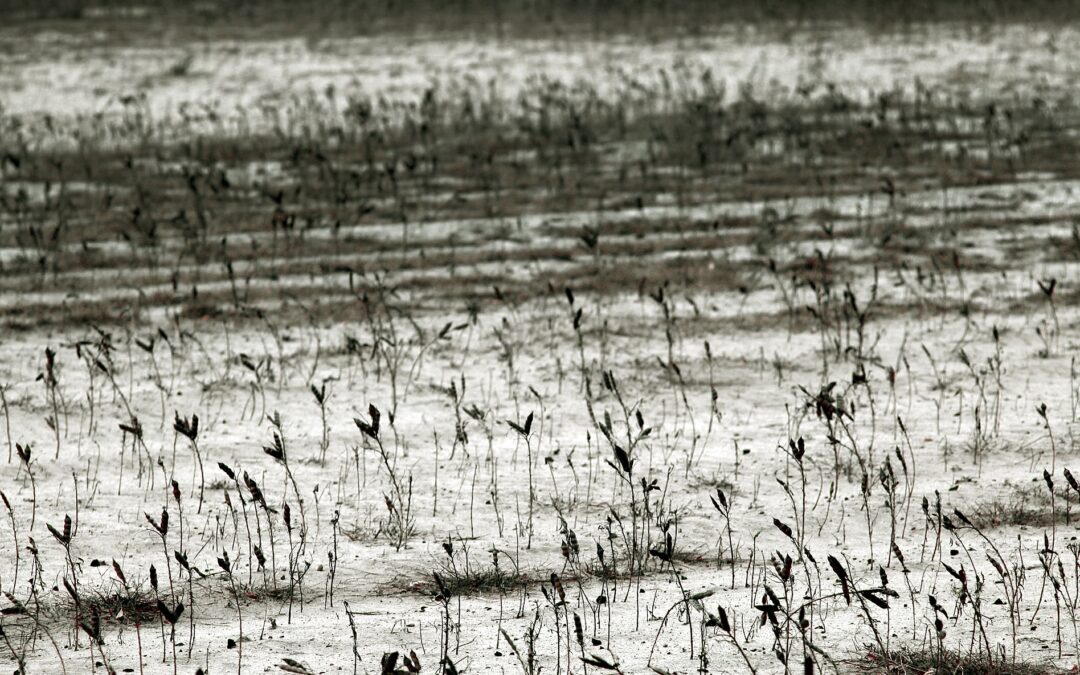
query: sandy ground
[{"left": 1, "top": 20, "right": 1080, "bottom": 675}]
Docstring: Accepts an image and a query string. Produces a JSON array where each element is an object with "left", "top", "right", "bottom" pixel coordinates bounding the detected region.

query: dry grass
[
  {"left": 968, "top": 484, "right": 1078, "bottom": 529},
  {"left": 861, "top": 647, "right": 1056, "bottom": 675}
]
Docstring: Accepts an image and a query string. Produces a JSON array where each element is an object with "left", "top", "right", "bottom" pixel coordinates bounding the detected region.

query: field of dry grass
[{"left": 3, "top": 6, "right": 1080, "bottom": 675}]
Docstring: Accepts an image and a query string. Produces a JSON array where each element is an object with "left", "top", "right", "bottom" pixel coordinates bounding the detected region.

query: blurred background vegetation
[{"left": 0, "top": 0, "right": 1078, "bottom": 38}]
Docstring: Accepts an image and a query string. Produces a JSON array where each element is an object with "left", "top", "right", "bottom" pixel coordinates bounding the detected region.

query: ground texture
[{"left": 2, "top": 13, "right": 1080, "bottom": 675}]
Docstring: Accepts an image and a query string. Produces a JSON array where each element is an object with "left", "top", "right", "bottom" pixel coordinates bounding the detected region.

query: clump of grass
[
  {"left": 231, "top": 580, "right": 291, "bottom": 603},
  {"left": 969, "top": 484, "right": 1074, "bottom": 529},
  {"left": 75, "top": 582, "right": 158, "bottom": 626},
  {"left": 430, "top": 566, "right": 532, "bottom": 598},
  {"left": 389, "top": 563, "right": 532, "bottom": 598},
  {"left": 665, "top": 546, "right": 712, "bottom": 567},
  {"left": 861, "top": 646, "right": 1051, "bottom": 675}
]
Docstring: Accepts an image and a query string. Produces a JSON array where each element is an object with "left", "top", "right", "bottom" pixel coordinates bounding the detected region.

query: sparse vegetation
[{"left": 2, "top": 4, "right": 1080, "bottom": 675}]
